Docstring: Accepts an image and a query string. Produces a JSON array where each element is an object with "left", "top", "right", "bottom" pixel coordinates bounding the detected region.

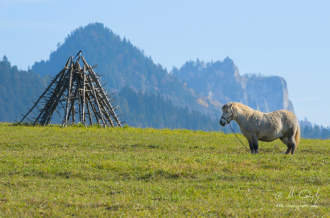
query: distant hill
[{"left": 172, "top": 58, "right": 294, "bottom": 113}]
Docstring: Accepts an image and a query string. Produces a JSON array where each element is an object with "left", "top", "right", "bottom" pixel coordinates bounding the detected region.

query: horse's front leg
[
  {"left": 248, "top": 141, "right": 255, "bottom": 154},
  {"left": 248, "top": 136, "right": 259, "bottom": 154}
]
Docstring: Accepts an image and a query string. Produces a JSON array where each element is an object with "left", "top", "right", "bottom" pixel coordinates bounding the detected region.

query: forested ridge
[
  {"left": 0, "top": 56, "right": 46, "bottom": 122},
  {"left": 0, "top": 56, "right": 223, "bottom": 132}
]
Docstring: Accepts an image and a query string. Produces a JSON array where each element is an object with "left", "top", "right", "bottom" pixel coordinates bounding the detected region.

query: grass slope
[{"left": 0, "top": 123, "right": 329, "bottom": 217}]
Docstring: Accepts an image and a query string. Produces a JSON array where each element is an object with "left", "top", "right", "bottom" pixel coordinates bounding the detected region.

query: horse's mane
[{"left": 232, "top": 102, "right": 255, "bottom": 112}]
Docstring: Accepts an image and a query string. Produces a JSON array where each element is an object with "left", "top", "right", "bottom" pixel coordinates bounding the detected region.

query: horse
[{"left": 219, "top": 102, "right": 300, "bottom": 154}]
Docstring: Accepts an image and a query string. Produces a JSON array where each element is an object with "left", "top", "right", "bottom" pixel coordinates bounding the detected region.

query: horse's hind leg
[
  {"left": 281, "top": 137, "right": 296, "bottom": 155},
  {"left": 288, "top": 137, "right": 296, "bottom": 154},
  {"left": 280, "top": 137, "right": 291, "bottom": 154}
]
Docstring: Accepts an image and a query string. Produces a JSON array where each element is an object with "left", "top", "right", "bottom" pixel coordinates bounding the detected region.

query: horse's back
[
  {"left": 272, "top": 110, "right": 299, "bottom": 126},
  {"left": 253, "top": 110, "right": 298, "bottom": 142}
]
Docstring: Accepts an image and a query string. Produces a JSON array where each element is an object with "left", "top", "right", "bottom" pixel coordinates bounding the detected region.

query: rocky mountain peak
[{"left": 173, "top": 58, "right": 294, "bottom": 113}]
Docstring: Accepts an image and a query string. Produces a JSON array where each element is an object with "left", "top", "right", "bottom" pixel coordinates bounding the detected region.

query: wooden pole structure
[{"left": 19, "top": 54, "right": 123, "bottom": 127}]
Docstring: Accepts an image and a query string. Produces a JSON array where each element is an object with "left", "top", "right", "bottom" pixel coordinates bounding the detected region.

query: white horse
[{"left": 220, "top": 102, "right": 300, "bottom": 154}]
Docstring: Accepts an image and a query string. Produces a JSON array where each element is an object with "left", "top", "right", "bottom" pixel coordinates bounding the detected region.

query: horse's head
[{"left": 220, "top": 102, "right": 235, "bottom": 126}]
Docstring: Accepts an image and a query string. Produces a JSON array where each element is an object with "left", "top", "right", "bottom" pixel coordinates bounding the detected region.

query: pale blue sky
[{"left": 1, "top": 0, "right": 329, "bottom": 126}]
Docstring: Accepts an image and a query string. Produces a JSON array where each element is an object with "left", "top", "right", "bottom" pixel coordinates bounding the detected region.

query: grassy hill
[{"left": 0, "top": 123, "right": 329, "bottom": 216}]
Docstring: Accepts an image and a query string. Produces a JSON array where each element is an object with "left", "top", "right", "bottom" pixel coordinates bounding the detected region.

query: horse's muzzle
[{"left": 220, "top": 118, "right": 226, "bottom": 126}]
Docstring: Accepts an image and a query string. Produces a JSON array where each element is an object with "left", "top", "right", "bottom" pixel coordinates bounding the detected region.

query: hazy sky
[{"left": 1, "top": 0, "right": 329, "bottom": 126}]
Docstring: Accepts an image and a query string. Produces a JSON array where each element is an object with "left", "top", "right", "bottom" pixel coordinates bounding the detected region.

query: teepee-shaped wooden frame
[{"left": 19, "top": 55, "right": 122, "bottom": 127}]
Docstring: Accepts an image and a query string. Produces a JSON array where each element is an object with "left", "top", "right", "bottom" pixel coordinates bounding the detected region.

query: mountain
[
  {"left": 243, "top": 74, "right": 294, "bottom": 112},
  {"left": 172, "top": 58, "right": 294, "bottom": 113},
  {"left": 31, "top": 23, "right": 206, "bottom": 114},
  {"left": 0, "top": 56, "right": 46, "bottom": 122}
]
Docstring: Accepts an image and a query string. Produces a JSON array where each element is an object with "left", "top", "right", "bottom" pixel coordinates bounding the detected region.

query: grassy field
[{"left": 0, "top": 123, "right": 329, "bottom": 217}]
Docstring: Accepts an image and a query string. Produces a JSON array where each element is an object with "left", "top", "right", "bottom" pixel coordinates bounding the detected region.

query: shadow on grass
[{"left": 138, "top": 170, "right": 181, "bottom": 181}]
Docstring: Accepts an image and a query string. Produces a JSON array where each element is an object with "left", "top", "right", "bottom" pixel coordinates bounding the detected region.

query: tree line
[
  {"left": 300, "top": 123, "right": 330, "bottom": 139},
  {"left": 117, "top": 86, "right": 221, "bottom": 131},
  {"left": 1, "top": 55, "right": 329, "bottom": 139}
]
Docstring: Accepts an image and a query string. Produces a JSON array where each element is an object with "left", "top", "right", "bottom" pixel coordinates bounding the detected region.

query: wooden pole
[
  {"left": 97, "top": 95, "right": 115, "bottom": 127},
  {"left": 85, "top": 94, "right": 93, "bottom": 125},
  {"left": 82, "top": 65, "right": 86, "bottom": 125},
  {"left": 86, "top": 93, "right": 100, "bottom": 125},
  {"left": 70, "top": 79, "right": 80, "bottom": 125},
  {"left": 87, "top": 76, "right": 106, "bottom": 127},
  {"left": 63, "top": 59, "right": 74, "bottom": 126}
]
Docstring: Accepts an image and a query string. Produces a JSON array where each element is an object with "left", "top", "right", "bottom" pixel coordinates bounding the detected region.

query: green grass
[{"left": 0, "top": 123, "right": 329, "bottom": 217}]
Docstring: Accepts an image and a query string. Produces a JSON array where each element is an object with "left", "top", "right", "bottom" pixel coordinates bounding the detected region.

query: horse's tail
[{"left": 295, "top": 123, "right": 300, "bottom": 147}]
